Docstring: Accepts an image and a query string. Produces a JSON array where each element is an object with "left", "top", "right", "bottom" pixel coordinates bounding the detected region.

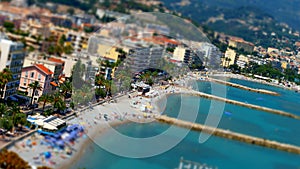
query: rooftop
[
  {"left": 48, "top": 57, "right": 65, "bottom": 64},
  {"left": 35, "top": 64, "right": 53, "bottom": 75}
]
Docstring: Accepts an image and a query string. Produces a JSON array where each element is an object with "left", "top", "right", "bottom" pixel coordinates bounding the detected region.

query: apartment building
[
  {"left": 126, "top": 46, "right": 163, "bottom": 73},
  {"left": 19, "top": 64, "right": 54, "bottom": 102},
  {"left": 0, "top": 38, "right": 25, "bottom": 98}
]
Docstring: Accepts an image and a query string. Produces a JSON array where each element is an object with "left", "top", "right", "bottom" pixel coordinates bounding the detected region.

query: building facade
[
  {"left": 0, "top": 38, "right": 25, "bottom": 98},
  {"left": 19, "top": 64, "right": 53, "bottom": 102},
  {"left": 222, "top": 48, "right": 237, "bottom": 67},
  {"left": 23, "top": 56, "right": 64, "bottom": 80},
  {"left": 126, "top": 47, "right": 163, "bottom": 73},
  {"left": 228, "top": 38, "right": 254, "bottom": 53}
]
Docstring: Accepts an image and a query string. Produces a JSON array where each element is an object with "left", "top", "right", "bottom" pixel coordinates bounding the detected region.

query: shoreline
[
  {"left": 211, "top": 73, "right": 299, "bottom": 91},
  {"left": 62, "top": 86, "right": 179, "bottom": 169},
  {"left": 7, "top": 95, "right": 134, "bottom": 169},
  {"left": 8, "top": 72, "right": 297, "bottom": 169},
  {"left": 60, "top": 119, "right": 130, "bottom": 169}
]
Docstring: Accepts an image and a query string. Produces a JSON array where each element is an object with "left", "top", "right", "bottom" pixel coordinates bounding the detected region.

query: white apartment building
[
  {"left": 0, "top": 38, "right": 25, "bottom": 98},
  {"left": 126, "top": 46, "right": 163, "bottom": 73}
]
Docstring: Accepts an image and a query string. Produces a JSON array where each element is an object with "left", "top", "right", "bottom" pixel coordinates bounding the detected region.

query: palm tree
[
  {"left": 114, "top": 70, "right": 131, "bottom": 92},
  {"left": 141, "top": 71, "right": 153, "bottom": 85},
  {"left": 95, "top": 74, "right": 106, "bottom": 87},
  {"left": 28, "top": 81, "right": 42, "bottom": 105},
  {"left": 9, "top": 103, "right": 20, "bottom": 134},
  {"left": 52, "top": 92, "right": 66, "bottom": 113},
  {"left": 152, "top": 71, "right": 159, "bottom": 83},
  {"left": 104, "top": 80, "right": 111, "bottom": 97},
  {"left": 0, "top": 68, "right": 12, "bottom": 99},
  {"left": 60, "top": 80, "right": 72, "bottom": 100},
  {"left": 0, "top": 103, "right": 8, "bottom": 118},
  {"left": 38, "top": 94, "right": 53, "bottom": 112}
]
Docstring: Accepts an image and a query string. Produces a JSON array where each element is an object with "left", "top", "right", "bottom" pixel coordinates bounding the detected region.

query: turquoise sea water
[
  {"left": 71, "top": 79, "right": 300, "bottom": 169},
  {"left": 210, "top": 77, "right": 300, "bottom": 115}
]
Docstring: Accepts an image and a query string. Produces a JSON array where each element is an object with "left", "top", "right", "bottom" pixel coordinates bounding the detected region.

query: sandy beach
[
  {"left": 7, "top": 71, "right": 295, "bottom": 168},
  {"left": 8, "top": 83, "right": 183, "bottom": 169},
  {"left": 8, "top": 72, "right": 272, "bottom": 169}
]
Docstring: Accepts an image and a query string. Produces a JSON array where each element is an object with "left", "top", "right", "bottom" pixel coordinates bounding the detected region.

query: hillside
[
  {"left": 163, "top": 0, "right": 300, "bottom": 31},
  {"left": 162, "top": 0, "right": 300, "bottom": 48}
]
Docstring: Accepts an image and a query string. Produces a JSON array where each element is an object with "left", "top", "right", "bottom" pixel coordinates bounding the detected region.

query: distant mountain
[
  {"left": 163, "top": 0, "right": 300, "bottom": 31},
  {"left": 161, "top": 0, "right": 300, "bottom": 48}
]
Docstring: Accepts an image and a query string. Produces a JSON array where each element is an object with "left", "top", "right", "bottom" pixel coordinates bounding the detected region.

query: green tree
[
  {"left": 0, "top": 103, "right": 8, "bottom": 118},
  {"left": 72, "top": 85, "right": 93, "bottom": 106},
  {"left": 0, "top": 118, "right": 13, "bottom": 131},
  {"left": 63, "top": 45, "right": 73, "bottom": 55},
  {"left": 60, "top": 80, "right": 72, "bottom": 100},
  {"left": 28, "top": 81, "right": 42, "bottom": 105},
  {"left": 0, "top": 68, "right": 13, "bottom": 99},
  {"left": 59, "top": 35, "right": 66, "bottom": 46},
  {"left": 72, "top": 60, "right": 86, "bottom": 89},
  {"left": 95, "top": 88, "right": 106, "bottom": 99},
  {"left": 39, "top": 94, "right": 53, "bottom": 112},
  {"left": 52, "top": 92, "right": 65, "bottom": 113},
  {"left": 140, "top": 71, "right": 153, "bottom": 85},
  {"left": 114, "top": 69, "right": 132, "bottom": 92},
  {"left": 6, "top": 103, "right": 26, "bottom": 133},
  {"left": 3, "top": 21, "right": 14, "bottom": 32}
]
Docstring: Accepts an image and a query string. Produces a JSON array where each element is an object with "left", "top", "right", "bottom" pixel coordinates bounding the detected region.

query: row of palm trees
[
  {"left": 37, "top": 80, "right": 73, "bottom": 115},
  {"left": 13, "top": 79, "right": 72, "bottom": 116},
  {"left": 0, "top": 103, "right": 27, "bottom": 132}
]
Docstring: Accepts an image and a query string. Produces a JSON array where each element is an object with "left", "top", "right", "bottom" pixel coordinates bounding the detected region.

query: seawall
[
  {"left": 208, "top": 78, "right": 280, "bottom": 96},
  {"left": 156, "top": 115, "right": 300, "bottom": 155},
  {"left": 176, "top": 88, "right": 300, "bottom": 120}
]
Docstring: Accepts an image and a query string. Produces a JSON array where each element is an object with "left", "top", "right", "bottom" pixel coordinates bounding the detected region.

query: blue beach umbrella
[{"left": 44, "top": 152, "right": 52, "bottom": 159}]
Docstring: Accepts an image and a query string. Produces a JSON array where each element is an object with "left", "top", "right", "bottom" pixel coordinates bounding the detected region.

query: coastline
[
  {"left": 8, "top": 87, "right": 172, "bottom": 169},
  {"left": 59, "top": 119, "right": 130, "bottom": 169},
  {"left": 8, "top": 95, "right": 134, "bottom": 169},
  {"left": 62, "top": 86, "right": 180, "bottom": 169},
  {"left": 210, "top": 73, "right": 298, "bottom": 91},
  {"left": 9, "top": 72, "right": 296, "bottom": 169}
]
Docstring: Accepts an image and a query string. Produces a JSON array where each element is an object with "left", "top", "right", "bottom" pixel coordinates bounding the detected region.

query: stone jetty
[
  {"left": 176, "top": 88, "right": 300, "bottom": 120},
  {"left": 156, "top": 115, "right": 300, "bottom": 155},
  {"left": 208, "top": 78, "right": 280, "bottom": 96}
]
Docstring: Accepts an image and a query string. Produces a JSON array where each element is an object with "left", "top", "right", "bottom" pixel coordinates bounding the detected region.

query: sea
[{"left": 70, "top": 78, "right": 300, "bottom": 169}]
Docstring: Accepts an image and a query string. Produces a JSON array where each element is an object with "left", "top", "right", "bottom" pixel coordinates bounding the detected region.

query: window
[
  {"left": 31, "top": 72, "right": 34, "bottom": 78},
  {"left": 25, "top": 71, "right": 28, "bottom": 77},
  {"left": 38, "top": 74, "right": 41, "bottom": 80}
]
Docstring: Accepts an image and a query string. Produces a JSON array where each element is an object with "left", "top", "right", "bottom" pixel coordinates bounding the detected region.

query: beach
[
  {"left": 7, "top": 72, "right": 292, "bottom": 169},
  {"left": 8, "top": 84, "right": 182, "bottom": 169}
]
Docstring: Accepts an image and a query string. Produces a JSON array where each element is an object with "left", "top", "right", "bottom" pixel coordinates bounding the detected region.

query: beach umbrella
[
  {"left": 56, "top": 140, "right": 65, "bottom": 148},
  {"left": 44, "top": 152, "right": 52, "bottom": 159},
  {"left": 70, "top": 130, "right": 78, "bottom": 138}
]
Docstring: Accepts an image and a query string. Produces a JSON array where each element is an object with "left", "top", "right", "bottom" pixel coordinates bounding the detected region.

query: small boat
[{"left": 224, "top": 111, "right": 232, "bottom": 116}]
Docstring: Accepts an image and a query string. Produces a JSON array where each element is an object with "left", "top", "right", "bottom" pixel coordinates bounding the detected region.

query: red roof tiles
[
  {"left": 35, "top": 64, "right": 53, "bottom": 75},
  {"left": 48, "top": 57, "right": 65, "bottom": 64}
]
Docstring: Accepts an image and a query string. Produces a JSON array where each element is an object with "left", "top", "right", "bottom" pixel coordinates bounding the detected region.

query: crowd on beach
[
  {"left": 6, "top": 72, "right": 253, "bottom": 169},
  {"left": 6, "top": 81, "right": 188, "bottom": 168}
]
